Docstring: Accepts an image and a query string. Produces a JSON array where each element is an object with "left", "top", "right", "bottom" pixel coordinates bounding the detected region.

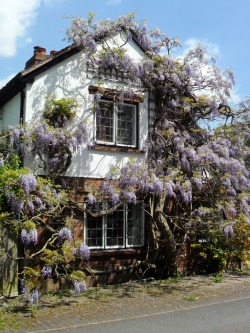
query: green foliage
[
  {"left": 41, "top": 249, "right": 66, "bottom": 266},
  {"left": 190, "top": 215, "right": 250, "bottom": 274},
  {"left": 62, "top": 241, "right": 75, "bottom": 263},
  {"left": 99, "top": 47, "right": 127, "bottom": 61},
  {"left": 43, "top": 95, "right": 78, "bottom": 127},
  {"left": 226, "top": 215, "right": 250, "bottom": 268},
  {"left": 190, "top": 225, "right": 228, "bottom": 274},
  {"left": 69, "top": 270, "right": 86, "bottom": 282},
  {"left": 23, "top": 221, "right": 36, "bottom": 231},
  {"left": 211, "top": 274, "right": 224, "bottom": 283},
  {"left": 183, "top": 295, "right": 198, "bottom": 301},
  {"left": 0, "top": 154, "right": 21, "bottom": 210},
  {"left": 23, "top": 267, "right": 42, "bottom": 290}
]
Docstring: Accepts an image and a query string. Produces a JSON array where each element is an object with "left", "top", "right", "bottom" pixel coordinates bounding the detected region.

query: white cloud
[
  {"left": 105, "top": 0, "right": 122, "bottom": 5},
  {"left": 180, "top": 39, "right": 242, "bottom": 104},
  {"left": 0, "top": 74, "right": 15, "bottom": 89},
  {"left": 184, "top": 38, "right": 220, "bottom": 58},
  {"left": 229, "top": 87, "right": 241, "bottom": 105},
  {"left": 0, "top": 0, "right": 61, "bottom": 58},
  {"left": 174, "top": 38, "right": 220, "bottom": 61},
  {"left": 42, "top": 0, "right": 65, "bottom": 8}
]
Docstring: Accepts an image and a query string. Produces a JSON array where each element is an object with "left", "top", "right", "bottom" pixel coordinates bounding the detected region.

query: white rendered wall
[
  {"left": 24, "top": 40, "right": 148, "bottom": 178},
  {"left": 0, "top": 94, "right": 20, "bottom": 130}
]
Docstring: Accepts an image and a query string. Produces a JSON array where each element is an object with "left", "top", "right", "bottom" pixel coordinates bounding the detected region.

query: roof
[
  {"left": 0, "top": 32, "right": 146, "bottom": 109},
  {"left": 0, "top": 44, "right": 78, "bottom": 109}
]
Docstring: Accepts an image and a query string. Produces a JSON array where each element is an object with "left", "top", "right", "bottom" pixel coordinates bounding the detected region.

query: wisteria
[
  {"left": 0, "top": 12, "right": 250, "bottom": 294},
  {"left": 72, "top": 243, "right": 90, "bottom": 261},
  {"left": 20, "top": 174, "right": 37, "bottom": 194},
  {"left": 41, "top": 265, "right": 53, "bottom": 279},
  {"left": 121, "top": 191, "right": 137, "bottom": 204},
  {"left": 7, "top": 194, "right": 23, "bottom": 214},
  {"left": 20, "top": 278, "right": 27, "bottom": 301},
  {"left": 21, "top": 227, "right": 38, "bottom": 246},
  {"left": 28, "top": 289, "right": 40, "bottom": 305},
  {"left": 72, "top": 280, "right": 87, "bottom": 294},
  {"left": 35, "top": 13, "right": 250, "bottom": 276},
  {"left": 87, "top": 193, "right": 97, "bottom": 205},
  {"left": 58, "top": 227, "right": 73, "bottom": 242},
  {"left": 223, "top": 224, "right": 234, "bottom": 240}
]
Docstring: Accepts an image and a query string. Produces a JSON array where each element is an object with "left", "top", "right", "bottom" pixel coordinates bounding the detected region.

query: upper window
[
  {"left": 96, "top": 100, "right": 137, "bottom": 147},
  {"left": 85, "top": 203, "right": 144, "bottom": 249}
]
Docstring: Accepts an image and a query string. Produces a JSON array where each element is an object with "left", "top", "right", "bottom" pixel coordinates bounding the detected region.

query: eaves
[{"left": 0, "top": 44, "right": 79, "bottom": 109}]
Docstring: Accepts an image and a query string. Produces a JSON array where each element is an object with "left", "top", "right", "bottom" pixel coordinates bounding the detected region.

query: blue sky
[{"left": 1, "top": 0, "right": 250, "bottom": 102}]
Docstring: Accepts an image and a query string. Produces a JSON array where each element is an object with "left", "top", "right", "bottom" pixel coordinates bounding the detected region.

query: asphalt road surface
[{"left": 31, "top": 295, "right": 250, "bottom": 333}]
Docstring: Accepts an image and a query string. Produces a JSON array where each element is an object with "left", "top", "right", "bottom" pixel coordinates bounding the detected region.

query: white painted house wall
[
  {"left": 3, "top": 35, "right": 148, "bottom": 179},
  {"left": 0, "top": 94, "right": 20, "bottom": 130}
]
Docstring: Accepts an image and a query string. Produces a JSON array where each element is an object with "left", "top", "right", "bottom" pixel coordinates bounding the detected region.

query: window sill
[
  {"left": 89, "top": 248, "right": 146, "bottom": 257},
  {"left": 89, "top": 144, "right": 146, "bottom": 154}
]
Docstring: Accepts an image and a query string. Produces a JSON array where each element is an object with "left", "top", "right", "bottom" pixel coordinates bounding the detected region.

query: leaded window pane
[
  {"left": 116, "top": 104, "right": 136, "bottom": 146},
  {"left": 96, "top": 101, "right": 114, "bottom": 143},
  {"left": 106, "top": 207, "right": 124, "bottom": 247},
  {"left": 85, "top": 215, "right": 103, "bottom": 247}
]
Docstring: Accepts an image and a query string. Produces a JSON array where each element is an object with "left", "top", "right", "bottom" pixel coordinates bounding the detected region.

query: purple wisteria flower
[
  {"left": 226, "top": 207, "right": 237, "bottom": 218},
  {"left": 21, "top": 278, "right": 27, "bottom": 301},
  {"left": 109, "top": 192, "right": 120, "bottom": 206},
  {"left": 21, "top": 228, "right": 38, "bottom": 246},
  {"left": 72, "top": 243, "right": 90, "bottom": 260},
  {"left": 78, "top": 243, "right": 91, "bottom": 260},
  {"left": 73, "top": 280, "right": 87, "bottom": 294},
  {"left": 28, "top": 289, "right": 40, "bottom": 305},
  {"left": 181, "top": 155, "right": 191, "bottom": 172},
  {"left": 87, "top": 193, "right": 96, "bottom": 205},
  {"left": 8, "top": 195, "right": 23, "bottom": 214},
  {"left": 58, "top": 227, "right": 73, "bottom": 242},
  {"left": 164, "top": 182, "right": 176, "bottom": 198},
  {"left": 181, "top": 191, "right": 192, "bottom": 205},
  {"left": 34, "top": 196, "right": 43, "bottom": 207},
  {"left": 41, "top": 265, "right": 52, "bottom": 279},
  {"left": 25, "top": 201, "right": 35, "bottom": 214},
  {"left": 121, "top": 191, "right": 137, "bottom": 204},
  {"left": 193, "top": 177, "right": 203, "bottom": 190},
  {"left": 180, "top": 181, "right": 192, "bottom": 205},
  {"left": 150, "top": 176, "right": 164, "bottom": 195},
  {"left": 20, "top": 174, "right": 37, "bottom": 194},
  {"left": 223, "top": 224, "right": 234, "bottom": 240}
]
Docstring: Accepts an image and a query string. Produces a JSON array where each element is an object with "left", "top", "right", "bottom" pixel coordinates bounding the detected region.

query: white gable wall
[{"left": 23, "top": 39, "right": 148, "bottom": 178}]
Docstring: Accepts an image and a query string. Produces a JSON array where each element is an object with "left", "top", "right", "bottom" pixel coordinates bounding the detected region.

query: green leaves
[{"left": 43, "top": 95, "right": 78, "bottom": 127}]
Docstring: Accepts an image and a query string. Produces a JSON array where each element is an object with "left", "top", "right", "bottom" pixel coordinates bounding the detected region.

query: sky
[{"left": 1, "top": 0, "right": 250, "bottom": 103}]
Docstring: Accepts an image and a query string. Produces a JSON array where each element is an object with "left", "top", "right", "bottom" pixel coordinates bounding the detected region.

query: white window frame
[
  {"left": 95, "top": 100, "right": 137, "bottom": 147},
  {"left": 84, "top": 203, "right": 145, "bottom": 249}
]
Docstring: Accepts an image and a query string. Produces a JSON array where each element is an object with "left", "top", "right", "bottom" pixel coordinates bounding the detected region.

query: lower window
[{"left": 85, "top": 203, "right": 144, "bottom": 249}]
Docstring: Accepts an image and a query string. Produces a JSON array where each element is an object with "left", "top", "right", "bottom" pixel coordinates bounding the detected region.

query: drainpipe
[
  {"left": 20, "top": 90, "right": 25, "bottom": 125},
  {"left": 19, "top": 90, "right": 25, "bottom": 167}
]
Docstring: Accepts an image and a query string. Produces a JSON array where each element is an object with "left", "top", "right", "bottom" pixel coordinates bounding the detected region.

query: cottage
[{"left": 0, "top": 32, "right": 152, "bottom": 290}]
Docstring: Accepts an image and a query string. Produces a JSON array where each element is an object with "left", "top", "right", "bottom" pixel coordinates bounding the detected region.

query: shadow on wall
[
  {"left": 29, "top": 52, "right": 90, "bottom": 122},
  {"left": 26, "top": 49, "right": 148, "bottom": 179}
]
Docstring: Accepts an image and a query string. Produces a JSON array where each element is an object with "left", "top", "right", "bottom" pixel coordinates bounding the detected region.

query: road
[{"left": 29, "top": 295, "right": 250, "bottom": 333}]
